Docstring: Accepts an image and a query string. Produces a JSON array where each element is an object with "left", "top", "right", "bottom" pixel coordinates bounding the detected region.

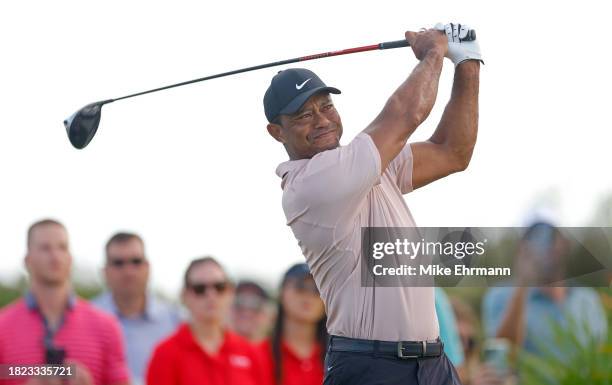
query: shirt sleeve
[
  {"left": 435, "top": 288, "right": 465, "bottom": 366},
  {"left": 103, "top": 316, "right": 131, "bottom": 385},
  {"left": 388, "top": 143, "right": 414, "bottom": 194},
  {"left": 288, "top": 132, "right": 381, "bottom": 226}
]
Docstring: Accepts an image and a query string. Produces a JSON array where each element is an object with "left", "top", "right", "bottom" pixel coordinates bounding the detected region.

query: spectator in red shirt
[
  {"left": 0, "top": 219, "right": 130, "bottom": 385},
  {"left": 260, "top": 263, "right": 327, "bottom": 385},
  {"left": 146, "top": 256, "right": 265, "bottom": 385}
]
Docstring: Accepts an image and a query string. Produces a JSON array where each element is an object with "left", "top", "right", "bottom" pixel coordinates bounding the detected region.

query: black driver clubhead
[{"left": 64, "top": 101, "right": 106, "bottom": 149}]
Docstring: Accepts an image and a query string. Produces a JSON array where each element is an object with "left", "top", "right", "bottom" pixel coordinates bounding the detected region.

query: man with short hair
[
  {"left": 92, "top": 232, "right": 180, "bottom": 385},
  {"left": 265, "top": 23, "right": 482, "bottom": 384},
  {"left": 0, "top": 219, "right": 130, "bottom": 385}
]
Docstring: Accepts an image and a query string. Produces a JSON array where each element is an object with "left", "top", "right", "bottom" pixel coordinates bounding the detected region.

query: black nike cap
[{"left": 263, "top": 68, "right": 341, "bottom": 123}]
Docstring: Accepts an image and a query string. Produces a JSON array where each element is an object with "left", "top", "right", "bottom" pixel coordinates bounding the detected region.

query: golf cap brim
[{"left": 279, "top": 86, "right": 341, "bottom": 117}]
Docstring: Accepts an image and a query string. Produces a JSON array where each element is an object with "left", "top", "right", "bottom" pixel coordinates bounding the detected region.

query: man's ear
[
  {"left": 267, "top": 122, "right": 285, "bottom": 144},
  {"left": 24, "top": 253, "right": 31, "bottom": 272}
]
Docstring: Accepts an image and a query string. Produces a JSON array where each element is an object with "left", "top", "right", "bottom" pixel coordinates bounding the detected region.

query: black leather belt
[{"left": 329, "top": 335, "right": 444, "bottom": 359}]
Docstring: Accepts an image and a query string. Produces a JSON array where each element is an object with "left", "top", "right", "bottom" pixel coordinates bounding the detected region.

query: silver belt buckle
[{"left": 397, "top": 341, "right": 419, "bottom": 359}]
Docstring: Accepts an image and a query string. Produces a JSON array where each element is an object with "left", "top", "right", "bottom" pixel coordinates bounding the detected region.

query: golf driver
[{"left": 64, "top": 32, "right": 476, "bottom": 149}]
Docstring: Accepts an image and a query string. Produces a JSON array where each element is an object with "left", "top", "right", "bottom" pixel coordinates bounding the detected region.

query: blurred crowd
[{"left": 0, "top": 219, "right": 609, "bottom": 385}]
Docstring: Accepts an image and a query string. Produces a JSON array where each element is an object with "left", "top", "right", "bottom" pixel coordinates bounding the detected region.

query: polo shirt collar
[
  {"left": 143, "top": 294, "right": 162, "bottom": 320},
  {"left": 281, "top": 339, "right": 322, "bottom": 361},
  {"left": 276, "top": 159, "right": 309, "bottom": 178},
  {"left": 177, "top": 323, "right": 232, "bottom": 355},
  {"left": 25, "top": 290, "right": 76, "bottom": 311},
  {"left": 531, "top": 287, "right": 574, "bottom": 302},
  {"left": 101, "top": 291, "right": 159, "bottom": 320},
  {"left": 276, "top": 159, "right": 309, "bottom": 188}
]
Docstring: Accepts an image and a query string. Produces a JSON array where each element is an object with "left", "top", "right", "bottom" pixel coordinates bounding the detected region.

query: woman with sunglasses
[
  {"left": 260, "top": 263, "right": 327, "bottom": 385},
  {"left": 146, "top": 256, "right": 265, "bottom": 385}
]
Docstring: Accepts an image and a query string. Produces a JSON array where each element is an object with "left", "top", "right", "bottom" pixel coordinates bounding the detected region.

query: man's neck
[
  {"left": 30, "top": 281, "right": 71, "bottom": 329},
  {"left": 539, "top": 286, "right": 567, "bottom": 303},
  {"left": 283, "top": 317, "right": 317, "bottom": 358},
  {"left": 112, "top": 292, "right": 146, "bottom": 318},
  {"left": 190, "top": 321, "right": 224, "bottom": 355}
]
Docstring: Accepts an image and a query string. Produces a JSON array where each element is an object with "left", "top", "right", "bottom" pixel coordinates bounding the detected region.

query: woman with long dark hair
[{"left": 260, "top": 263, "right": 327, "bottom": 385}]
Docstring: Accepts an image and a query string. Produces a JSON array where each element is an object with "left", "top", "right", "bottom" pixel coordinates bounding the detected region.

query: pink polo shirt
[
  {"left": 0, "top": 295, "right": 129, "bottom": 385},
  {"left": 276, "top": 132, "right": 439, "bottom": 341}
]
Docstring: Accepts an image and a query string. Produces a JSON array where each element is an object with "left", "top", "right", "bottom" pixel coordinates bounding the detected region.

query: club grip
[{"left": 379, "top": 39, "right": 409, "bottom": 50}]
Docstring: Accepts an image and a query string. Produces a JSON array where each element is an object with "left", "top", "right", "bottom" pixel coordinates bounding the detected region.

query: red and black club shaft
[
  {"left": 108, "top": 39, "right": 410, "bottom": 104},
  {"left": 65, "top": 38, "right": 411, "bottom": 149}
]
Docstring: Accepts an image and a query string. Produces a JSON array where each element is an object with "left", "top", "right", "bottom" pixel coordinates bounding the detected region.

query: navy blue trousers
[{"left": 323, "top": 349, "right": 462, "bottom": 385}]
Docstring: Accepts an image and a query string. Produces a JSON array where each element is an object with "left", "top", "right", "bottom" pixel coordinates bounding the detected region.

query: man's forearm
[
  {"left": 375, "top": 50, "right": 444, "bottom": 136},
  {"left": 496, "top": 287, "right": 528, "bottom": 346},
  {"left": 365, "top": 50, "right": 444, "bottom": 170},
  {"left": 429, "top": 61, "right": 480, "bottom": 169}
]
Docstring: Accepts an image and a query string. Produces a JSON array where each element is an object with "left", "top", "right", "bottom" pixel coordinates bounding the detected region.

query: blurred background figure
[
  {"left": 0, "top": 219, "right": 129, "bottom": 385},
  {"left": 231, "top": 280, "right": 273, "bottom": 342},
  {"left": 92, "top": 232, "right": 181, "bottom": 385},
  {"left": 259, "top": 263, "right": 327, "bottom": 385},
  {"left": 146, "top": 256, "right": 265, "bottom": 385},
  {"left": 482, "top": 221, "right": 608, "bottom": 359},
  {"left": 451, "top": 297, "right": 509, "bottom": 385}
]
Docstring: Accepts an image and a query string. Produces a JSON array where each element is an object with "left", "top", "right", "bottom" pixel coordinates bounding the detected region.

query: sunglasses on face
[
  {"left": 234, "top": 294, "right": 266, "bottom": 311},
  {"left": 187, "top": 281, "right": 229, "bottom": 296},
  {"left": 108, "top": 257, "right": 145, "bottom": 268}
]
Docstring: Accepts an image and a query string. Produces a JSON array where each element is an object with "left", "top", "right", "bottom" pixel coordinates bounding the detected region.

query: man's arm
[
  {"left": 494, "top": 287, "right": 528, "bottom": 346},
  {"left": 364, "top": 29, "right": 447, "bottom": 173},
  {"left": 410, "top": 60, "right": 480, "bottom": 189}
]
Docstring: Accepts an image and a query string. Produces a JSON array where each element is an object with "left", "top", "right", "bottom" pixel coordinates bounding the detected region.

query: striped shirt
[{"left": 0, "top": 293, "right": 130, "bottom": 385}]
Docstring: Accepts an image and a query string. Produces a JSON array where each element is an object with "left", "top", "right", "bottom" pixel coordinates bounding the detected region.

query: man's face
[
  {"left": 281, "top": 276, "right": 325, "bottom": 324},
  {"left": 182, "top": 262, "right": 234, "bottom": 324},
  {"left": 231, "top": 289, "right": 269, "bottom": 340},
  {"left": 267, "top": 92, "right": 343, "bottom": 160},
  {"left": 25, "top": 224, "right": 72, "bottom": 286},
  {"left": 104, "top": 238, "right": 149, "bottom": 299}
]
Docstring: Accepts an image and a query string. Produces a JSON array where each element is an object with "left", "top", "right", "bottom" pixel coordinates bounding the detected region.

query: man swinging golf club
[{"left": 264, "top": 23, "right": 482, "bottom": 385}]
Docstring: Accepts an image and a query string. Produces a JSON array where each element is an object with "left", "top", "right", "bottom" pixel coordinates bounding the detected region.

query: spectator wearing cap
[
  {"left": 482, "top": 222, "right": 608, "bottom": 358},
  {"left": 92, "top": 232, "right": 181, "bottom": 385},
  {"left": 0, "top": 219, "right": 130, "bottom": 385},
  {"left": 259, "top": 263, "right": 327, "bottom": 385},
  {"left": 146, "top": 257, "right": 266, "bottom": 385},
  {"left": 231, "top": 280, "right": 272, "bottom": 343}
]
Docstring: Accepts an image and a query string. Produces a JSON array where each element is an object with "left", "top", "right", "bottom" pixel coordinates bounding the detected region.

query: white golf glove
[{"left": 434, "top": 22, "right": 483, "bottom": 67}]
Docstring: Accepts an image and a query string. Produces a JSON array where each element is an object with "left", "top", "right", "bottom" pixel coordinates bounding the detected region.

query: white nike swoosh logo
[{"left": 296, "top": 78, "right": 312, "bottom": 90}]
